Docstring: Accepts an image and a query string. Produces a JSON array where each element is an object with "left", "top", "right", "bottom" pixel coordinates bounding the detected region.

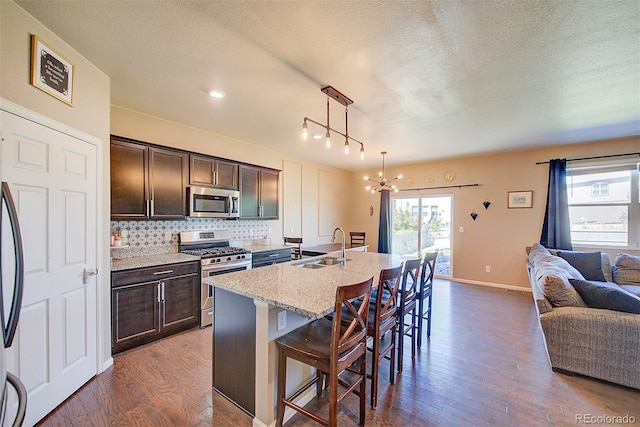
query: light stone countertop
[
  {"left": 111, "top": 253, "right": 200, "bottom": 271},
  {"left": 203, "top": 251, "right": 403, "bottom": 319}
]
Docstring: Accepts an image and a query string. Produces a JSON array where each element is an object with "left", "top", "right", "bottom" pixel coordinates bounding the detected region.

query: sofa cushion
[
  {"left": 619, "top": 284, "right": 640, "bottom": 297},
  {"left": 528, "top": 243, "right": 551, "bottom": 264},
  {"left": 556, "top": 250, "right": 606, "bottom": 282},
  {"left": 569, "top": 278, "right": 640, "bottom": 314},
  {"left": 534, "top": 254, "right": 586, "bottom": 307},
  {"left": 613, "top": 253, "right": 640, "bottom": 286}
]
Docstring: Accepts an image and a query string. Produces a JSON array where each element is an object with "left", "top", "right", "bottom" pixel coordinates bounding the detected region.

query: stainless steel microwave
[{"left": 188, "top": 186, "right": 239, "bottom": 218}]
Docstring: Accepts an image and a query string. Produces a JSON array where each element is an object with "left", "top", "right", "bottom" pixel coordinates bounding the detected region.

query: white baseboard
[
  {"left": 449, "top": 277, "right": 532, "bottom": 293},
  {"left": 101, "top": 357, "right": 114, "bottom": 372},
  {"left": 253, "top": 386, "right": 317, "bottom": 427}
]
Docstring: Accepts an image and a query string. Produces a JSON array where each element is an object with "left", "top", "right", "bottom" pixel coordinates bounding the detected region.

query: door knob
[{"left": 83, "top": 268, "right": 98, "bottom": 284}]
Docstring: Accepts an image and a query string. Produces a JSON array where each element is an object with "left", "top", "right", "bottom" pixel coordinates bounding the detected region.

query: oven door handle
[{"left": 202, "top": 261, "right": 251, "bottom": 274}]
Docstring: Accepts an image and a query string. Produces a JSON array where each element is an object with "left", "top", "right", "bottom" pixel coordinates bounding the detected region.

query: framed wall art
[
  {"left": 30, "top": 35, "right": 75, "bottom": 106},
  {"left": 507, "top": 190, "right": 533, "bottom": 209}
]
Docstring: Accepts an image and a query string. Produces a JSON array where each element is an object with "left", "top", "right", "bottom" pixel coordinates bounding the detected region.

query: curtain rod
[
  {"left": 536, "top": 152, "right": 640, "bottom": 165},
  {"left": 399, "top": 183, "right": 479, "bottom": 192}
]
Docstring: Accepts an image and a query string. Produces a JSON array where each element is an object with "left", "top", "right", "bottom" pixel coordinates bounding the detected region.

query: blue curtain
[
  {"left": 540, "top": 159, "right": 573, "bottom": 250},
  {"left": 378, "top": 190, "right": 391, "bottom": 253}
]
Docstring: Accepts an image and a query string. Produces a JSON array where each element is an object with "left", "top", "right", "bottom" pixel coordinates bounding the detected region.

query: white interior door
[{"left": 0, "top": 110, "right": 99, "bottom": 426}]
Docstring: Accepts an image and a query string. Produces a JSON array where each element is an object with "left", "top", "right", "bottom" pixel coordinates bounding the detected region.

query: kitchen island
[{"left": 203, "top": 250, "right": 402, "bottom": 427}]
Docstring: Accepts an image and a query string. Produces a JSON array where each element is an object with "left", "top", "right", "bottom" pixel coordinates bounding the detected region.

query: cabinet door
[
  {"left": 240, "top": 165, "right": 260, "bottom": 218},
  {"left": 149, "top": 147, "right": 188, "bottom": 218},
  {"left": 112, "top": 282, "right": 160, "bottom": 353},
  {"left": 111, "top": 139, "right": 148, "bottom": 219},
  {"left": 161, "top": 274, "right": 199, "bottom": 332},
  {"left": 214, "top": 160, "right": 239, "bottom": 190},
  {"left": 261, "top": 169, "right": 279, "bottom": 219},
  {"left": 190, "top": 155, "right": 215, "bottom": 186}
]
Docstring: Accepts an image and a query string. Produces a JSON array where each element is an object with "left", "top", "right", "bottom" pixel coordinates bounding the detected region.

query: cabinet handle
[
  {"left": 153, "top": 270, "right": 174, "bottom": 275},
  {"left": 151, "top": 199, "right": 155, "bottom": 217},
  {"left": 214, "top": 170, "right": 218, "bottom": 186},
  {"left": 146, "top": 199, "right": 150, "bottom": 217},
  {"left": 161, "top": 282, "right": 165, "bottom": 302},
  {"left": 157, "top": 283, "right": 161, "bottom": 303},
  {"left": 268, "top": 253, "right": 279, "bottom": 257},
  {"left": 259, "top": 205, "right": 263, "bottom": 217}
]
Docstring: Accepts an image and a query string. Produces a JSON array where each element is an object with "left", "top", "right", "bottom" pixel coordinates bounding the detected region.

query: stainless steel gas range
[{"left": 179, "top": 230, "right": 251, "bottom": 328}]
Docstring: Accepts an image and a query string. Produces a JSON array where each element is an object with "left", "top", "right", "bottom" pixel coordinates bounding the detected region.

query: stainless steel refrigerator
[{"left": 0, "top": 182, "right": 27, "bottom": 426}]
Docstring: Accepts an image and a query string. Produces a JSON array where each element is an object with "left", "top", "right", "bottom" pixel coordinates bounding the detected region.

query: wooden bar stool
[
  {"left": 417, "top": 251, "right": 438, "bottom": 347},
  {"left": 349, "top": 232, "right": 366, "bottom": 246},
  {"left": 367, "top": 265, "right": 403, "bottom": 408},
  {"left": 397, "top": 258, "right": 421, "bottom": 372},
  {"left": 275, "top": 276, "right": 374, "bottom": 427},
  {"left": 283, "top": 237, "right": 303, "bottom": 259}
]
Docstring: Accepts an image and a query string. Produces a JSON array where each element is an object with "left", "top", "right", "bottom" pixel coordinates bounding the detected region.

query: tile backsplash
[{"left": 110, "top": 218, "right": 270, "bottom": 247}]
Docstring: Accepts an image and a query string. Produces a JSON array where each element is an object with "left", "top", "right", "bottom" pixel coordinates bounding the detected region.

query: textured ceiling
[{"left": 15, "top": 0, "right": 640, "bottom": 171}]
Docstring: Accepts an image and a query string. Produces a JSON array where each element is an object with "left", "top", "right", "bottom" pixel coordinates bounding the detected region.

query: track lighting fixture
[
  {"left": 364, "top": 151, "right": 402, "bottom": 193},
  {"left": 301, "top": 86, "right": 364, "bottom": 159}
]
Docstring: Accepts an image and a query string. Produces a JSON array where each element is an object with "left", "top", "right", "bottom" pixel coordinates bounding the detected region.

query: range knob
[{"left": 226, "top": 257, "right": 232, "bottom": 262}]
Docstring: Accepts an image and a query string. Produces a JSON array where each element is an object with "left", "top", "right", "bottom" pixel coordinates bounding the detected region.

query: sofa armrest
[{"left": 539, "top": 306, "right": 640, "bottom": 389}]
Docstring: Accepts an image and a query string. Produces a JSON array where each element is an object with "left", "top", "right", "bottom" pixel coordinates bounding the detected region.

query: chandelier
[
  {"left": 364, "top": 151, "right": 402, "bottom": 193},
  {"left": 302, "top": 86, "right": 365, "bottom": 160}
]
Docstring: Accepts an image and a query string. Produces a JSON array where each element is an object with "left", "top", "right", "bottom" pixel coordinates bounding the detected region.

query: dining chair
[
  {"left": 349, "top": 231, "right": 366, "bottom": 246},
  {"left": 417, "top": 251, "right": 438, "bottom": 347},
  {"left": 397, "top": 257, "right": 421, "bottom": 372},
  {"left": 283, "top": 237, "right": 303, "bottom": 260},
  {"left": 275, "top": 275, "right": 374, "bottom": 427}
]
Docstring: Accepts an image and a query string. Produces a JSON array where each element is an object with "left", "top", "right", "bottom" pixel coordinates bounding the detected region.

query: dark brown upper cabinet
[
  {"left": 189, "top": 155, "right": 239, "bottom": 190},
  {"left": 111, "top": 137, "right": 188, "bottom": 220},
  {"left": 239, "top": 165, "right": 279, "bottom": 219}
]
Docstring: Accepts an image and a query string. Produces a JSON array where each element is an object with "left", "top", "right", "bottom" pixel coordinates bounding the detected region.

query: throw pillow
[
  {"left": 613, "top": 253, "right": 640, "bottom": 286},
  {"left": 569, "top": 278, "right": 640, "bottom": 314},
  {"left": 557, "top": 250, "right": 606, "bottom": 282},
  {"left": 528, "top": 243, "right": 551, "bottom": 265},
  {"left": 534, "top": 253, "right": 586, "bottom": 307}
]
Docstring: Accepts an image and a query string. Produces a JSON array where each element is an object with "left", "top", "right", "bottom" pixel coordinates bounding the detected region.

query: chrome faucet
[{"left": 332, "top": 226, "right": 346, "bottom": 262}]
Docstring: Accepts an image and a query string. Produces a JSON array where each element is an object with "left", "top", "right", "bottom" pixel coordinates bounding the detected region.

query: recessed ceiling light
[{"left": 209, "top": 90, "right": 226, "bottom": 99}]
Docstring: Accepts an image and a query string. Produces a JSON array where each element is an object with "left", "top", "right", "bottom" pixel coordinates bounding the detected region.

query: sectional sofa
[{"left": 526, "top": 244, "right": 640, "bottom": 389}]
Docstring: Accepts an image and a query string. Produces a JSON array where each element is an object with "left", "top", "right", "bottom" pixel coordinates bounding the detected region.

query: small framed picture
[
  {"left": 508, "top": 190, "right": 533, "bottom": 209},
  {"left": 30, "top": 35, "right": 75, "bottom": 106}
]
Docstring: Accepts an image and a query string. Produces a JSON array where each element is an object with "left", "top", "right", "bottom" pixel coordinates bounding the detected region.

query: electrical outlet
[
  {"left": 165, "top": 231, "right": 172, "bottom": 242},
  {"left": 290, "top": 226, "right": 294, "bottom": 233},
  {"left": 485, "top": 265, "right": 491, "bottom": 273},
  {"left": 459, "top": 226, "right": 464, "bottom": 233},
  {"left": 277, "top": 310, "right": 287, "bottom": 331}
]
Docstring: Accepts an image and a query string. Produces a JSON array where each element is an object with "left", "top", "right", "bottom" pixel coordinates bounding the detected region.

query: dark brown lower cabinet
[
  {"left": 112, "top": 261, "right": 199, "bottom": 354},
  {"left": 213, "top": 287, "right": 256, "bottom": 416}
]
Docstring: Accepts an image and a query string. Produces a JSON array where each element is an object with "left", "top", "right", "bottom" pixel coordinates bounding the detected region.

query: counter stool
[
  {"left": 417, "top": 251, "right": 438, "bottom": 347},
  {"left": 283, "top": 237, "right": 303, "bottom": 260},
  {"left": 397, "top": 258, "right": 421, "bottom": 372},
  {"left": 349, "top": 232, "right": 366, "bottom": 246},
  {"left": 367, "top": 265, "right": 403, "bottom": 408},
  {"left": 275, "top": 275, "right": 374, "bottom": 427}
]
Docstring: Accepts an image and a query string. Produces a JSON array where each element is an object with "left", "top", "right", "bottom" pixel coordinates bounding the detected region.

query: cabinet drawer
[
  {"left": 112, "top": 261, "right": 199, "bottom": 288},
  {"left": 251, "top": 248, "right": 291, "bottom": 268}
]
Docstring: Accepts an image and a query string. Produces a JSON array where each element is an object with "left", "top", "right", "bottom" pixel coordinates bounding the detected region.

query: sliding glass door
[{"left": 391, "top": 194, "right": 451, "bottom": 277}]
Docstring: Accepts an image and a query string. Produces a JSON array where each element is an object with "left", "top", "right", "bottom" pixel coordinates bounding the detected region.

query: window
[
  {"left": 591, "top": 182, "right": 609, "bottom": 197},
  {"left": 567, "top": 159, "right": 639, "bottom": 248}
]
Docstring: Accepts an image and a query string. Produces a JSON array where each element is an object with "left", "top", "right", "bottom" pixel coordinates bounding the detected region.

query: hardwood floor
[{"left": 37, "top": 280, "right": 639, "bottom": 426}]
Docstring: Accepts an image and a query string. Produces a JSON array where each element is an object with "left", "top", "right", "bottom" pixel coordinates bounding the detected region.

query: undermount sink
[
  {"left": 293, "top": 256, "right": 352, "bottom": 269},
  {"left": 301, "top": 263, "right": 326, "bottom": 269}
]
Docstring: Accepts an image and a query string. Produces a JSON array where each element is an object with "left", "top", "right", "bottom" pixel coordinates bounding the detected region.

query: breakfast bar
[{"left": 203, "top": 250, "right": 402, "bottom": 427}]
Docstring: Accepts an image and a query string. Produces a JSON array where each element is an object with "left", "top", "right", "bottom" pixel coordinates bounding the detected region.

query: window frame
[{"left": 566, "top": 159, "right": 639, "bottom": 250}]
